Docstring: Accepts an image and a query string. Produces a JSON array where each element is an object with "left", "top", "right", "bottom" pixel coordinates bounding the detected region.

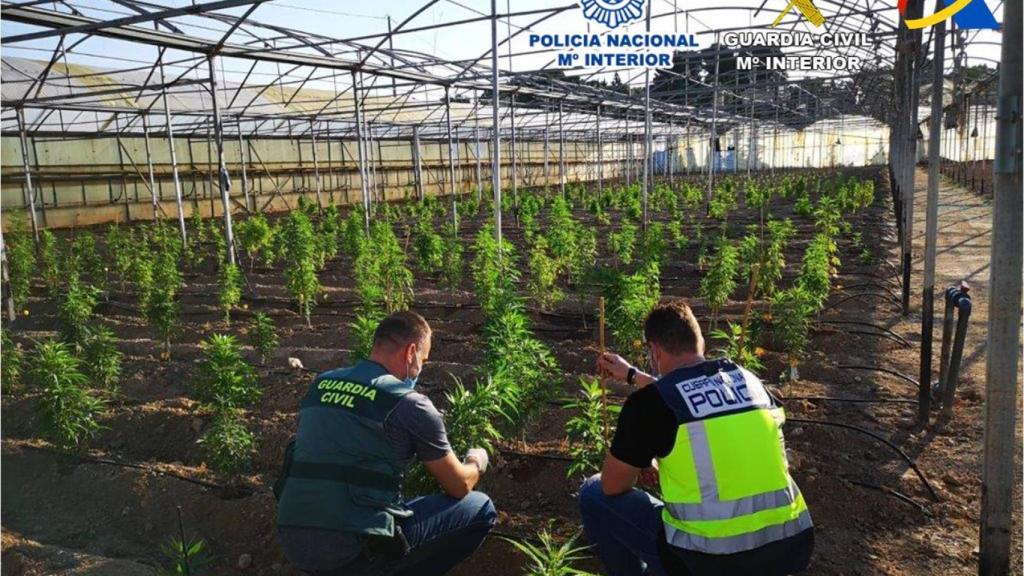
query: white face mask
[
  {"left": 647, "top": 346, "right": 661, "bottom": 378},
  {"left": 404, "top": 344, "right": 419, "bottom": 387}
]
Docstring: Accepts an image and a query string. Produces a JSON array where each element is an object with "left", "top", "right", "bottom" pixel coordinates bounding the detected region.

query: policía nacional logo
[{"left": 581, "top": 0, "right": 645, "bottom": 29}]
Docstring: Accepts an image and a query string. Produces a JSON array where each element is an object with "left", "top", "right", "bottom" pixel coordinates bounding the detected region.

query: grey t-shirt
[
  {"left": 385, "top": 391, "right": 453, "bottom": 465},
  {"left": 278, "top": 391, "right": 452, "bottom": 571}
]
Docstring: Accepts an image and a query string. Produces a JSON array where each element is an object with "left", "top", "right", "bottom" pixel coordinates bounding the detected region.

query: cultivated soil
[{"left": 2, "top": 166, "right": 1019, "bottom": 576}]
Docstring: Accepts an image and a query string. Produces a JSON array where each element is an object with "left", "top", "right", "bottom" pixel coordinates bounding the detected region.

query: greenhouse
[{"left": 0, "top": 1, "right": 1019, "bottom": 575}]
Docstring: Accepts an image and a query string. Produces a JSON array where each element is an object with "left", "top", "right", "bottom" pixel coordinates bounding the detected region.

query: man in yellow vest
[{"left": 580, "top": 301, "right": 813, "bottom": 575}]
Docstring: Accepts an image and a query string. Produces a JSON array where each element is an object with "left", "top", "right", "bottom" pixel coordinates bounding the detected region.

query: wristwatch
[{"left": 626, "top": 366, "right": 637, "bottom": 386}]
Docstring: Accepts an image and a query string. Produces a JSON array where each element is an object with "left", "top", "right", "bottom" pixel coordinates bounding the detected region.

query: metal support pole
[
  {"left": 237, "top": 121, "right": 251, "bottom": 212},
  {"left": 918, "top": 12, "right": 945, "bottom": 425},
  {"left": 0, "top": 231, "right": 13, "bottom": 321},
  {"left": 980, "top": 0, "right": 1022, "bottom": 571},
  {"left": 310, "top": 118, "right": 323, "bottom": 210},
  {"left": 445, "top": 86, "right": 458, "bottom": 229},
  {"left": 15, "top": 108, "right": 40, "bottom": 245},
  {"left": 544, "top": 109, "right": 550, "bottom": 187},
  {"left": 141, "top": 114, "right": 159, "bottom": 219},
  {"left": 207, "top": 56, "right": 235, "bottom": 266},
  {"left": 625, "top": 112, "right": 632, "bottom": 184},
  {"left": 707, "top": 35, "right": 721, "bottom": 210},
  {"left": 352, "top": 71, "right": 370, "bottom": 231},
  {"left": 510, "top": 94, "right": 518, "bottom": 218},
  {"left": 474, "top": 122, "right": 483, "bottom": 202},
  {"left": 641, "top": 0, "right": 651, "bottom": 229},
  {"left": 597, "top": 105, "right": 603, "bottom": 192},
  {"left": 490, "top": 0, "right": 502, "bottom": 244},
  {"left": 158, "top": 60, "right": 187, "bottom": 244},
  {"left": 412, "top": 125, "right": 424, "bottom": 201},
  {"left": 559, "top": 101, "right": 566, "bottom": 196}
]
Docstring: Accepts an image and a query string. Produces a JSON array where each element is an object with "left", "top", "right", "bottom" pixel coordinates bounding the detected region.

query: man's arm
[
  {"left": 598, "top": 352, "right": 657, "bottom": 388},
  {"left": 423, "top": 452, "right": 481, "bottom": 499},
  {"left": 600, "top": 453, "right": 641, "bottom": 496}
]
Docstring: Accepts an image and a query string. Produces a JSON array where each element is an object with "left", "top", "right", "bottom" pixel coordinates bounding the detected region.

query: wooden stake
[{"left": 738, "top": 264, "right": 760, "bottom": 353}]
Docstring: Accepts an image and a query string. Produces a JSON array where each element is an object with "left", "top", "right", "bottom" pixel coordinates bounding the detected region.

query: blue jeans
[
  {"left": 296, "top": 491, "right": 496, "bottom": 576},
  {"left": 579, "top": 475, "right": 815, "bottom": 576},
  {"left": 578, "top": 474, "right": 670, "bottom": 576}
]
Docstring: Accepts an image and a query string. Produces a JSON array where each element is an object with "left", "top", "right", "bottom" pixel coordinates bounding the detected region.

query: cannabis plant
[
  {"left": 350, "top": 306, "right": 385, "bottom": 362},
  {"left": 57, "top": 276, "right": 100, "bottom": 351},
  {"left": 771, "top": 287, "right": 816, "bottom": 379},
  {"left": 159, "top": 535, "right": 214, "bottom": 576},
  {"left": 248, "top": 312, "right": 278, "bottom": 364},
  {"left": 414, "top": 219, "right": 445, "bottom": 275},
  {"left": 29, "top": 339, "right": 105, "bottom": 450},
  {"left": 105, "top": 225, "right": 134, "bottom": 294},
  {"left": 5, "top": 231, "right": 34, "bottom": 310},
  {"left": 83, "top": 325, "right": 122, "bottom": 392},
  {"left": 282, "top": 211, "right": 322, "bottom": 326},
  {"left": 795, "top": 233, "right": 835, "bottom": 310},
  {"left": 700, "top": 235, "right": 738, "bottom": 329},
  {"left": 199, "top": 409, "right": 256, "bottom": 477},
  {"left": 565, "top": 377, "right": 619, "bottom": 479},
  {"left": 605, "top": 262, "right": 661, "bottom": 364},
  {"left": 708, "top": 322, "right": 764, "bottom": 375},
  {"left": 234, "top": 214, "right": 273, "bottom": 271},
  {"left": 443, "top": 375, "right": 506, "bottom": 455},
  {"left": 39, "top": 230, "right": 62, "bottom": 295},
  {"left": 440, "top": 223, "right": 464, "bottom": 290},
  {"left": 608, "top": 221, "right": 637, "bottom": 265},
  {"left": 502, "top": 530, "right": 597, "bottom": 576},
  {"left": 193, "top": 334, "right": 261, "bottom": 410},
  {"left": 219, "top": 262, "right": 243, "bottom": 324},
  {"left": 526, "top": 236, "right": 563, "bottom": 311},
  {"left": 2, "top": 328, "right": 23, "bottom": 392}
]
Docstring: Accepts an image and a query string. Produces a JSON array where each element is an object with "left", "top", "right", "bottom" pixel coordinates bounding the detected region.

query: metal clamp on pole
[{"left": 935, "top": 281, "right": 972, "bottom": 418}]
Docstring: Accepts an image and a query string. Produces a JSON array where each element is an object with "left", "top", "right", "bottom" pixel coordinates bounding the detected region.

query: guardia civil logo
[{"left": 580, "top": 0, "right": 645, "bottom": 29}]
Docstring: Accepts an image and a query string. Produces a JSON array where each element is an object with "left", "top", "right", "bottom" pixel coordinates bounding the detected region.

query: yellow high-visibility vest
[{"left": 655, "top": 360, "right": 812, "bottom": 554}]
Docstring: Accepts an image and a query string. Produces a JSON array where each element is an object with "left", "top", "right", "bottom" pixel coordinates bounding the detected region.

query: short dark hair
[
  {"left": 643, "top": 300, "right": 703, "bottom": 355},
  {"left": 372, "top": 311, "right": 431, "bottom": 350}
]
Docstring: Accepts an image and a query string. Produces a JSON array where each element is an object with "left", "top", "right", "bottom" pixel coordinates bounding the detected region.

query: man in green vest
[
  {"left": 276, "top": 310, "right": 496, "bottom": 575},
  {"left": 580, "top": 301, "right": 813, "bottom": 575}
]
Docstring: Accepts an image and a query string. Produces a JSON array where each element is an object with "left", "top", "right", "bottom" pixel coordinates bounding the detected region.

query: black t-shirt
[{"left": 609, "top": 361, "right": 814, "bottom": 576}]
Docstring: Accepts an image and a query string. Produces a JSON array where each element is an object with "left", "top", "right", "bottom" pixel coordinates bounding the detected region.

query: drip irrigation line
[
  {"left": 837, "top": 282, "right": 902, "bottom": 302},
  {"left": 19, "top": 444, "right": 270, "bottom": 496},
  {"left": 821, "top": 291, "right": 902, "bottom": 314},
  {"left": 786, "top": 418, "right": 939, "bottom": 502},
  {"left": 841, "top": 476, "right": 932, "bottom": 516},
  {"left": 784, "top": 396, "right": 917, "bottom": 405},
  {"left": 818, "top": 324, "right": 910, "bottom": 348},
  {"left": 836, "top": 364, "right": 920, "bottom": 388}
]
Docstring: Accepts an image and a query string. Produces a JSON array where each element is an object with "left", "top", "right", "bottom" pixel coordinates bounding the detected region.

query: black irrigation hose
[
  {"left": 837, "top": 282, "right": 902, "bottom": 302},
  {"left": 786, "top": 418, "right": 940, "bottom": 502},
  {"left": 836, "top": 365, "right": 920, "bottom": 388},
  {"left": 19, "top": 444, "right": 269, "bottom": 495},
  {"left": 784, "top": 396, "right": 917, "bottom": 405},
  {"left": 821, "top": 291, "right": 901, "bottom": 314},
  {"left": 820, "top": 320, "right": 911, "bottom": 347},
  {"left": 841, "top": 476, "right": 932, "bottom": 516}
]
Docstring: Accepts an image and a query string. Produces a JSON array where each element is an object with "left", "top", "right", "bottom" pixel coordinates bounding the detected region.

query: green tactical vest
[
  {"left": 655, "top": 359, "right": 812, "bottom": 555},
  {"left": 276, "top": 360, "right": 413, "bottom": 536}
]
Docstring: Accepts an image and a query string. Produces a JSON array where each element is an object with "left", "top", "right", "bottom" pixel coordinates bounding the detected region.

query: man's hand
[
  {"left": 597, "top": 352, "right": 634, "bottom": 382},
  {"left": 465, "top": 448, "right": 489, "bottom": 474}
]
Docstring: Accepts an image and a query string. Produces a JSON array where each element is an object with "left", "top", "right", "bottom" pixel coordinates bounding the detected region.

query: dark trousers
[
  {"left": 306, "top": 491, "right": 496, "bottom": 576},
  {"left": 578, "top": 474, "right": 813, "bottom": 576}
]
